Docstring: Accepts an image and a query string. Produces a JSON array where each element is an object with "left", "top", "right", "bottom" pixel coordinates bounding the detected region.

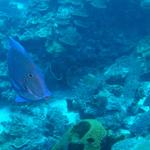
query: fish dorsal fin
[{"left": 9, "top": 37, "right": 26, "bottom": 54}]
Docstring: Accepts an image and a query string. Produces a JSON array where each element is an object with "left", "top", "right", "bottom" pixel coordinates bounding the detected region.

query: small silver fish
[{"left": 8, "top": 37, "right": 51, "bottom": 102}]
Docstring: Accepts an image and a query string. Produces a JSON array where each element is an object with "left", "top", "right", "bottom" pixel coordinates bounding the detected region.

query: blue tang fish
[{"left": 8, "top": 37, "right": 51, "bottom": 102}]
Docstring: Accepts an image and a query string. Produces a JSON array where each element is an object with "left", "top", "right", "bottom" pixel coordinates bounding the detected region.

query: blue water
[{"left": 0, "top": 0, "right": 150, "bottom": 150}]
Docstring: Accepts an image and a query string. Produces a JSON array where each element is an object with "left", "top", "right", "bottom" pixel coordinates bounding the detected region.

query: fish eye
[{"left": 28, "top": 74, "right": 33, "bottom": 78}]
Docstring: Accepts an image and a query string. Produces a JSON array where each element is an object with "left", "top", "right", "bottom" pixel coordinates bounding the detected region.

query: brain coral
[{"left": 51, "top": 119, "right": 106, "bottom": 150}]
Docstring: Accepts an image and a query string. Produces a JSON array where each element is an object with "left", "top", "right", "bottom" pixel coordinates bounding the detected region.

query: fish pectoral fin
[{"left": 15, "top": 95, "right": 28, "bottom": 103}]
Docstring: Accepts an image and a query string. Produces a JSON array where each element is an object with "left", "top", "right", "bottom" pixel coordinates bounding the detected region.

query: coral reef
[
  {"left": 0, "top": 0, "right": 150, "bottom": 149},
  {"left": 130, "top": 111, "right": 150, "bottom": 135},
  {"left": 134, "top": 138, "right": 150, "bottom": 150},
  {"left": 141, "top": 0, "right": 150, "bottom": 9},
  {"left": 87, "top": 0, "right": 108, "bottom": 9},
  {"left": 112, "top": 137, "right": 144, "bottom": 150},
  {"left": 112, "top": 136, "right": 150, "bottom": 150},
  {"left": 58, "top": 26, "right": 81, "bottom": 46},
  {"left": 45, "top": 40, "right": 65, "bottom": 54}
]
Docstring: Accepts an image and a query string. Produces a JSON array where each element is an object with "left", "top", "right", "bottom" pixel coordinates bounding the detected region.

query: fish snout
[{"left": 43, "top": 90, "right": 52, "bottom": 100}]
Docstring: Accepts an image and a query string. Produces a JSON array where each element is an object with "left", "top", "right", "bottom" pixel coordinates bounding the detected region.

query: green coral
[{"left": 51, "top": 119, "right": 106, "bottom": 150}]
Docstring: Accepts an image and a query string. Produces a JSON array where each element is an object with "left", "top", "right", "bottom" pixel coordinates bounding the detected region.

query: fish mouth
[
  {"left": 44, "top": 96, "right": 51, "bottom": 100},
  {"left": 43, "top": 90, "right": 52, "bottom": 100}
]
